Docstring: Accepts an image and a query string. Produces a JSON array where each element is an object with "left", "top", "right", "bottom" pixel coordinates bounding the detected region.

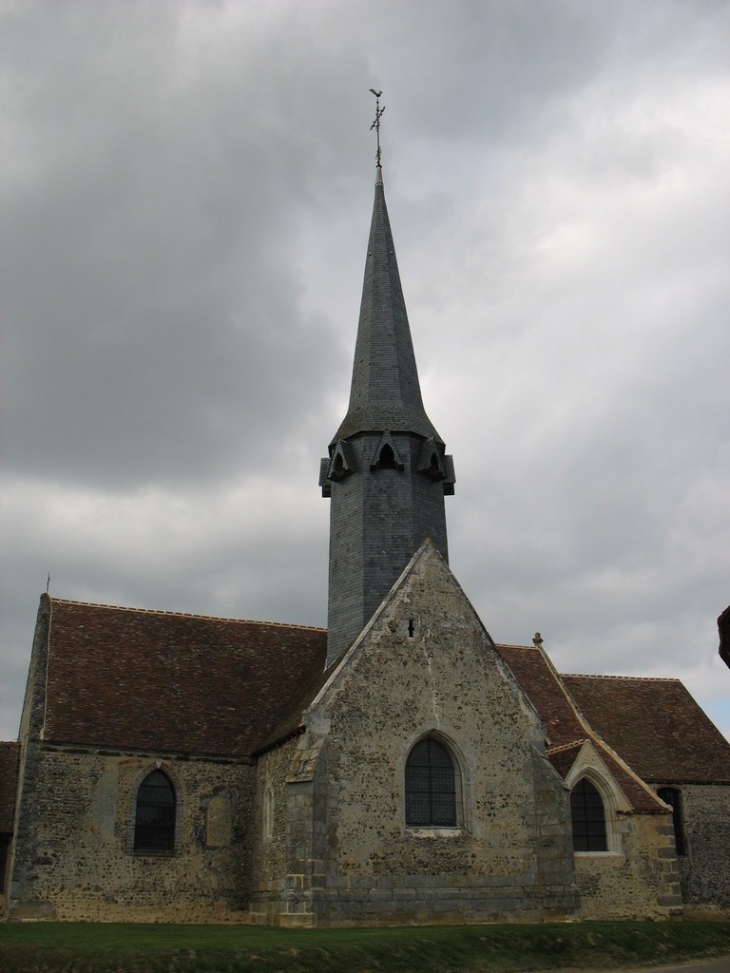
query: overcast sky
[{"left": 2, "top": 0, "right": 729, "bottom": 743}]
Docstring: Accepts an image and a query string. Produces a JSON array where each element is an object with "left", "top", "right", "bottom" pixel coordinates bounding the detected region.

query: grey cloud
[{"left": 2, "top": 0, "right": 729, "bottom": 741}]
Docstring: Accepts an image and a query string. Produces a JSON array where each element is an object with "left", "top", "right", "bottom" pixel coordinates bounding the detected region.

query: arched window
[
  {"left": 405, "top": 737, "right": 456, "bottom": 827},
  {"left": 375, "top": 444, "right": 398, "bottom": 469},
  {"left": 134, "top": 770, "right": 175, "bottom": 852},
  {"left": 657, "top": 787, "right": 685, "bottom": 855},
  {"left": 370, "top": 433, "right": 404, "bottom": 471},
  {"left": 570, "top": 777, "right": 607, "bottom": 852}
]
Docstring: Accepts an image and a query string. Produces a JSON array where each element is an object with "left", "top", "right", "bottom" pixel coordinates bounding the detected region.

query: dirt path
[{"left": 551, "top": 957, "right": 730, "bottom": 973}]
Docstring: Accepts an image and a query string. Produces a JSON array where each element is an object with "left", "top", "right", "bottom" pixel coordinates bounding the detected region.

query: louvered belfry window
[
  {"left": 405, "top": 738, "right": 457, "bottom": 827},
  {"left": 570, "top": 777, "right": 608, "bottom": 851},
  {"left": 134, "top": 770, "right": 176, "bottom": 852}
]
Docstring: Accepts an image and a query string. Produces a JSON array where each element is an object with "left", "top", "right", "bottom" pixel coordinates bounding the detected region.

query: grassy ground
[{"left": 1, "top": 919, "right": 729, "bottom": 973}]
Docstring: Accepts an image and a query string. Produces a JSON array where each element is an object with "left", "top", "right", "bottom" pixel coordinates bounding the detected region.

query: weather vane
[{"left": 369, "top": 88, "right": 385, "bottom": 168}]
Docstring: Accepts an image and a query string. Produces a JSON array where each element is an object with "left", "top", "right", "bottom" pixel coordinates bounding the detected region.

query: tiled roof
[
  {"left": 43, "top": 597, "right": 326, "bottom": 758},
  {"left": 34, "top": 598, "right": 730, "bottom": 788},
  {"left": 253, "top": 651, "right": 341, "bottom": 755},
  {"left": 496, "top": 644, "right": 668, "bottom": 812},
  {"left": 563, "top": 674, "right": 730, "bottom": 784},
  {"left": 0, "top": 742, "right": 20, "bottom": 833},
  {"left": 589, "top": 739, "right": 666, "bottom": 812},
  {"left": 495, "top": 644, "right": 586, "bottom": 748}
]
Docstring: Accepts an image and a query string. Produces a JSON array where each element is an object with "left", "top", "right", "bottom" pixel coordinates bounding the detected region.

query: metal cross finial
[{"left": 369, "top": 88, "right": 385, "bottom": 168}]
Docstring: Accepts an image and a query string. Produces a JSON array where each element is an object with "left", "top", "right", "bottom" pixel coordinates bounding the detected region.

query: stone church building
[{"left": 2, "top": 160, "right": 729, "bottom": 926}]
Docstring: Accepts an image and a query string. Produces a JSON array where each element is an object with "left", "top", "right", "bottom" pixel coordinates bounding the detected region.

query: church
[{"left": 2, "top": 137, "right": 729, "bottom": 926}]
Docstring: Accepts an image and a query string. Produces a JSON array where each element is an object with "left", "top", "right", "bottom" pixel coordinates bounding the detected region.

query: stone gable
[{"left": 279, "top": 542, "right": 578, "bottom": 925}]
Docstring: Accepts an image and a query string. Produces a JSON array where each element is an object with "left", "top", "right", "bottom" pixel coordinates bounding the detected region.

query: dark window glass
[
  {"left": 570, "top": 778, "right": 607, "bottom": 852},
  {"left": 405, "top": 738, "right": 456, "bottom": 827},
  {"left": 134, "top": 770, "right": 175, "bottom": 852},
  {"left": 657, "top": 787, "right": 686, "bottom": 855}
]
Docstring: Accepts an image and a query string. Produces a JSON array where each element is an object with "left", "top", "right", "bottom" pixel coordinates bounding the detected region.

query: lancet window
[
  {"left": 134, "top": 770, "right": 176, "bottom": 853},
  {"left": 405, "top": 737, "right": 457, "bottom": 827},
  {"left": 570, "top": 777, "right": 608, "bottom": 852}
]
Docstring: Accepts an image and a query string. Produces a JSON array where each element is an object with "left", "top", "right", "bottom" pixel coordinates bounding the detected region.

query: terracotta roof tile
[
  {"left": 254, "top": 654, "right": 339, "bottom": 755},
  {"left": 43, "top": 597, "right": 326, "bottom": 757},
  {"left": 495, "top": 644, "right": 586, "bottom": 747},
  {"left": 496, "top": 646, "right": 669, "bottom": 812},
  {"left": 563, "top": 674, "right": 730, "bottom": 784},
  {"left": 0, "top": 742, "right": 20, "bottom": 833},
  {"left": 590, "top": 739, "right": 666, "bottom": 812}
]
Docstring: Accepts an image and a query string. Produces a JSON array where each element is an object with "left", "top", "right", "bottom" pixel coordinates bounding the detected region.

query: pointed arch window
[
  {"left": 376, "top": 444, "right": 398, "bottom": 469},
  {"left": 570, "top": 777, "right": 607, "bottom": 852},
  {"left": 370, "top": 431, "right": 404, "bottom": 471},
  {"left": 134, "top": 770, "right": 176, "bottom": 853},
  {"left": 417, "top": 438, "right": 446, "bottom": 480},
  {"left": 405, "top": 737, "right": 457, "bottom": 827}
]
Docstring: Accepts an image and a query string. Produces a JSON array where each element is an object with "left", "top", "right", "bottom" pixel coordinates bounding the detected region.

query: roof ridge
[
  {"left": 496, "top": 642, "right": 539, "bottom": 650},
  {"left": 546, "top": 739, "right": 587, "bottom": 755},
  {"left": 549, "top": 735, "right": 668, "bottom": 812},
  {"left": 588, "top": 734, "right": 669, "bottom": 810},
  {"left": 563, "top": 672, "right": 682, "bottom": 684},
  {"left": 47, "top": 596, "right": 326, "bottom": 633}
]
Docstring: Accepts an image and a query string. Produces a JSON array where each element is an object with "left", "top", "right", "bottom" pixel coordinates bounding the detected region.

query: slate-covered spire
[
  {"left": 333, "top": 168, "right": 443, "bottom": 445},
  {"left": 321, "top": 110, "right": 454, "bottom": 668}
]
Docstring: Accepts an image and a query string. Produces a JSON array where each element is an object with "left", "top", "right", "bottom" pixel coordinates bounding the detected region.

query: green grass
[{"left": 1, "top": 919, "right": 729, "bottom": 973}]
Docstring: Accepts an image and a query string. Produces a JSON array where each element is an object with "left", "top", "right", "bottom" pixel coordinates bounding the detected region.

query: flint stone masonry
[
  {"left": 7, "top": 540, "right": 720, "bottom": 926},
  {"left": 206, "top": 794, "right": 233, "bottom": 848},
  {"left": 9, "top": 745, "right": 253, "bottom": 922},
  {"left": 248, "top": 738, "right": 302, "bottom": 925},
  {"left": 5, "top": 164, "right": 729, "bottom": 928},
  {"left": 675, "top": 784, "right": 730, "bottom": 915},
  {"left": 279, "top": 543, "right": 580, "bottom": 926},
  {"left": 573, "top": 814, "right": 680, "bottom": 920},
  {"left": 0, "top": 741, "right": 19, "bottom": 909}
]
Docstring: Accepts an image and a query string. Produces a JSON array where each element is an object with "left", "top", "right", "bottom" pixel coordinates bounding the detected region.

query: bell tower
[{"left": 320, "top": 94, "right": 455, "bottom": 666}]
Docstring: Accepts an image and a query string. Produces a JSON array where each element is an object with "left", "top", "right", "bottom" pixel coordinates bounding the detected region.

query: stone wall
[
  {"left": 573, "top": 813, "right": 680, "bottom": 920},
  {"left": 248, "top": 737, "right": 301, "bottom": 924},
  {"left": 280, "top": 545, "right": 580, "bottom": 926},
  {"left": 9, "top": 743, "right": 254, "bottom": 922},
  {"left": 677, "top": 783, "right": 730, "bottom": 917}
]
